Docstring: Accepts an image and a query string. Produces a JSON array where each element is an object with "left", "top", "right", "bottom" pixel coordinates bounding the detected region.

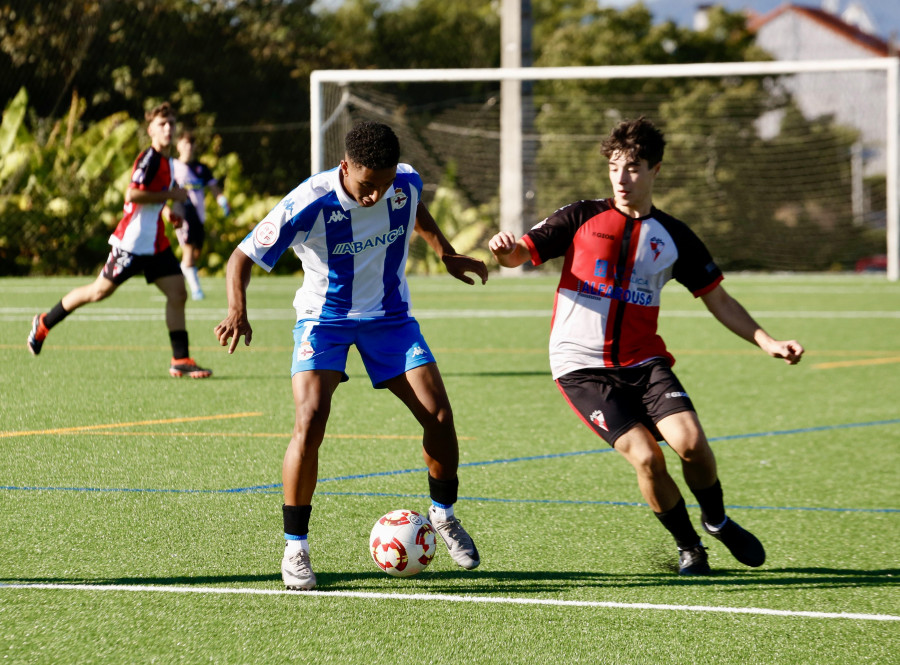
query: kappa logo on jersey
[
  {"left": 297, "top": 341, "right": 314, "bottom": 361},
  {"left": 411, "top": 344, "right": 426, "bottom": 358},
  {"left": 254, "top": 221, "right": 279, "bottom": 247},
  {"left": 589, "top": 409, "right": 608, "bottom": 431},
  {"left": 665, "top": 391, "right": 689, "bottom": 399},
  {"left": 390, "top": 188, "right": 408, "bottom": 211},
  {"left": 327, "top": 210, "right": 348, "bottom": 223},
  {"left": 650, "top": 236, "right": 665, "bottom": 261},
  {"left": 333, "top": 225, "right": 405, "bottom": 255}
]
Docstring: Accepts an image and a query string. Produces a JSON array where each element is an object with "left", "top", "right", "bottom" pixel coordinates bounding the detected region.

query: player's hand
[
  {"left": 488, "top": 231, "right": 519, "bottom": 257},
  {"left": 168, "top": 185, "right": 188, "bottom": 203},
  {"left": 441, "top": 254, "right": 488, "bottom": 285},
  {"left": 764, "top": 339, "right": 805, "bottom": 365},
  {"left": 168, "top": 212, "right": 184, "bottom": 229},
  {"left": 215, "top": 312, "right": 253, "bottom": 354}
]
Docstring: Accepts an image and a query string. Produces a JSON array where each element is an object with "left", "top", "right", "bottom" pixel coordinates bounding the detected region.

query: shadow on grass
[
  {"left": 3, "top": 567, "right": 897, "bottom": 593},
  {"left": 440, "top": 370, "right": 551, "bottom": 379}
]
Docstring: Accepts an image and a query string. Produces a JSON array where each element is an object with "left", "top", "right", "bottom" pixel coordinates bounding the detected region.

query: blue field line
[
  {"left": 3, "top": 418, "right": 899, "bottom": 513},
  {"left": 311, "top": 491, "right": 900, "bottom": 514}
]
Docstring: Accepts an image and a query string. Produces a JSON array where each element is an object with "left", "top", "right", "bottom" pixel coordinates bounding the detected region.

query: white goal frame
[{"left": 311, "top": 59, "right": 900, "bottom": 280}]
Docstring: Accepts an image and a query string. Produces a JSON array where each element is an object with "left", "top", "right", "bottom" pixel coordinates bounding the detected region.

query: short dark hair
[
  {"left": 145, "top": 102, "right": 176, "bottom": 124},
  {"left": 600, "top": 117, "right": 665, "bottom": 167},
  {"left": 344, "top": 121, "right": 400, "bottom": 170}
]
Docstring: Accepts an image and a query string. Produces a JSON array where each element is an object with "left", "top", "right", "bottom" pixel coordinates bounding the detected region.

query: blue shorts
[{"left": 291, "top": 316, "right": 436, "bottom": 388}]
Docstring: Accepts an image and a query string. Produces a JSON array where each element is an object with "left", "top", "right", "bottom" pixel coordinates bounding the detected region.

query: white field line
[
  {"left": 3, "top": 307, "right": 900, "bottom": 322},
  {"left": 1, "top": 583, "right": 897, "bottom": 622}
]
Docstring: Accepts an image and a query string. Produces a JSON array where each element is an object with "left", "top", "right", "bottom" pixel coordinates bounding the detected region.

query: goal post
[{"left": 310, "top": 58, "right": 899, "bottom": 279}]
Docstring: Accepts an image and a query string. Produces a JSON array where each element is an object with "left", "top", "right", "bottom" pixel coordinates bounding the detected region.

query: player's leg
[
  {"left": 281, "top": 319, "right": 352, "bottom": 590},
  {"left": 28, "top": 254, "right": 122, "bottom": 355},
  {"left": 658, "top": 411, "right": 765, "bottom": 568},
  {"left": 383, "top": 363, "right": 480, "bottom": 570},
  {"left": 151, "top": 250, "right": 211, "bottom": 378},
  {"left": 556, "top": 367, "right": 708, "bottom": 574},
  {"left": 178, "top": 211, "right": 205, "bottom": 300},
  {"left": 281, "top": 369, "right": 343, "bottom": 590},
  {"left": 612, "top": 425, "right": 709, "bottom": 574}
]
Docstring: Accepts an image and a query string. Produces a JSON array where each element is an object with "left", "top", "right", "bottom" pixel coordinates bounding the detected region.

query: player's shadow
[
  {"left": 3, "top": 567, "right": 896, "bottom": 593},
  {"left": 440, "top": 370, "right": 550, "bottom": 378}
]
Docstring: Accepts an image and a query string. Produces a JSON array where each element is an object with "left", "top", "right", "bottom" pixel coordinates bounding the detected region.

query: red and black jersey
[
  {"left": 108, "top": 147, "right": 174, "bottom": 255},
  {"left": 523, "top": 198, "right": 723, "bottom": 377}
]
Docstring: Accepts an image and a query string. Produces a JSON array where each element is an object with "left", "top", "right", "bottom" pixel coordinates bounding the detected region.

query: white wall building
[{"left": 748, "top": 3, "right": 894, "bottom": 174}]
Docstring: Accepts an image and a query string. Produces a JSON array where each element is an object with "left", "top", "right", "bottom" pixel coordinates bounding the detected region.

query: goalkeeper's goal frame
[{"left": 311, "top": 59, "right": 899, "bottom": 280}]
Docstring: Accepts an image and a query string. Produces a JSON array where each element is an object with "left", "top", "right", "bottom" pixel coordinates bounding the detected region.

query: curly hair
[
  {"left": 600, "top": 117, "right": 665, "bottom": 167},
  {"left": 145, "top": 102, "right": 176, "bottom": 124},
  {"left": 344, "top": 121, "right": 400, "bottom": 170}
]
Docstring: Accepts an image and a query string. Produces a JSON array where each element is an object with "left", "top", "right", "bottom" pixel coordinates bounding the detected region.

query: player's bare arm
[
  {"left": 701, "top": 285, "right": 804, "bottom": 364},
  {"left": 489, "top": 231, "right": 530, "bottom": 268},
  {"left": 414, "top": 202, "right": 488, "bottom": 285},
  {"left": 126, "top": 184, "right": 188, "bottom": 205},
  {"left": 214, "top": 248, "right": 254, "bottom": 353}
]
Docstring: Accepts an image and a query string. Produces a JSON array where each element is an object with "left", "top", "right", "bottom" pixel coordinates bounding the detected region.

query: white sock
[
  {"left": 430, "top": 504, "right": 454, "bottom": 521},
  {"left": 285, "top": 538, "right": 308, "bottom": 555},
  {"left": 705, "top": 517, "right": 728, "bottom": 532},
  {"left": 181, "top": 265, "right": 201, "bottom": 293}
]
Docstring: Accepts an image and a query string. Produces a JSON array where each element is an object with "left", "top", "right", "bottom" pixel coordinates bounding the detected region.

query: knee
[
  {"left": 90, "top": 283, "right": 115, "bottom": 302},
  {"left": 168, "top": 283, "right": 188, "bottom": 306},
  {"left": 423, "top": 401, "right": 455, "bottom": 433},
  {"left": 632, "top": 448, "right": 668, "bottom": 479},
  {"left": 293, "top": 402, "right": 331, "bottom": 438},
  {"left": 676, "top": 436, "right": 714, "bottom": 467}
]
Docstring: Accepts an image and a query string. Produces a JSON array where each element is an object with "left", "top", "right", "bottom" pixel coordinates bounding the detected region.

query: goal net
[{"left": 311, "top": 60, "right": 899, "bottom": 278}]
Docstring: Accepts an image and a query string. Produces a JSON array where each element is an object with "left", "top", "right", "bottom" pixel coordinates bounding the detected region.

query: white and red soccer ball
[{"left": 369, "top": 509, "right": 436, "bottom": 577}]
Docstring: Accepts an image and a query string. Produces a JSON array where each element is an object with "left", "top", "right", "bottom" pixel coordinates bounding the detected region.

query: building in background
[{"left": 743, "top": 2, "right": 895, "bottom": 230}]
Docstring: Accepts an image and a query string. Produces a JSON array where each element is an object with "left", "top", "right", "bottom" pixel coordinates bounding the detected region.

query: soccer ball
[{"left": 369, "top": 509, "right": 437, "bottom": 577}]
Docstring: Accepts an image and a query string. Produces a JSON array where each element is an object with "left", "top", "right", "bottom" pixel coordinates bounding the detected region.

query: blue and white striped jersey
[{"left": 239, "top": 163, "right": 423, "bottom": 320}]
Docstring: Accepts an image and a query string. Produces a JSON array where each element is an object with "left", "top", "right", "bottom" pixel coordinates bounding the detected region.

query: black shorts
[
  {"left": 175, "top": 204, "right": 206, "bottom": 248},
  {"left": 555, "top": 359, "right": 695, "bottom": 447},
  {"left": 101, "top": 246, "right": 183, "bottom": 285}
]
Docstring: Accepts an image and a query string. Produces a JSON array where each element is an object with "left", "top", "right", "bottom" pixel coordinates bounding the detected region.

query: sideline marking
[
  {"left": 1, "top": 431, "right": 472, "bottom": 441},
  {"left": 812, "top": 356, "right": 900, "bottom": 370},
  {"left": 0, "top": 583, "right": 896, "bottom": 621},
  {"left": 0, "top": 413, "right": 263, "bottom": 438}
]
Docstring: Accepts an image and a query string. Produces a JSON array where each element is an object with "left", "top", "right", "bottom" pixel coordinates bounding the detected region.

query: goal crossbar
[{"left": 310, "top": 58, "right": 900, "bottom": 279}]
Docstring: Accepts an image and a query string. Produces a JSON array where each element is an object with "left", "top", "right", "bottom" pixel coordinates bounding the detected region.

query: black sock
[
  {"left": 654, "top": 497, "right": 701, "bottom": 550},
  {"left": 428, "top": 475, "right": 459, "bottom": 506},
  {"left": 691, "top": 479, "right": 725, "bottom": 526},
  {"left": 43, "top": 301, "right": 70, "bottom": 329},
  {"left": 283, "top": 504, "right": 312, "bottom": 537},
  {"left": 169, "top": 329, "right": 189, "bottom": 359}
]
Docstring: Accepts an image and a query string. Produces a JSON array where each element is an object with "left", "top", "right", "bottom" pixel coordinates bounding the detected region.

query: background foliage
[{"left": 0, "top": 0, "right": 885, "bottom": 276}]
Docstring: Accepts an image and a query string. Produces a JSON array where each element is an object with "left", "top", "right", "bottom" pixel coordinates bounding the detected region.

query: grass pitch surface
[{"left": 1, "top": 273, "right": 898, "bottom": 664}]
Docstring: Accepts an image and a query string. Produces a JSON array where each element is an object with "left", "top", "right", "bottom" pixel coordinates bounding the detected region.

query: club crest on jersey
[
  {"left": 590, "top": 409, "right": 608, "bottom": 431},
  {"left": 650, "top": 236, "right": 665, "bottom": 261},
  {"left": 254, "top": 221, "right": 279, "bottom": 247},
  {"left": 297, "top": 341, "right": 314, "bottom": 361},
  {"left": 390, "top": 188, "right": 408, "bottom": 211}
]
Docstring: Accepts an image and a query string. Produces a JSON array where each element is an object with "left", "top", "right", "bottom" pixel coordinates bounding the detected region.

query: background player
[
  {"left": 489, "top": 117, "right": 804, "bottom": 575},
  {"left": 215, "top": 121, "right": 488, "bottom": 590},
  {"left": 172, "top": 129, "right": 231, "bottom": 301},
  {"left": 27, "top": 102, "right": 212, "bottom": 379}
]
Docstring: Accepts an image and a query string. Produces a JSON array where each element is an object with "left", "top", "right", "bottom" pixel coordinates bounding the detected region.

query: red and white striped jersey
[
  {"left": 109, "top": 147, "right": 173, "bottom": 255},
  {"left": 523, "top": 199, "right": 723, "bottom": 378}
]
